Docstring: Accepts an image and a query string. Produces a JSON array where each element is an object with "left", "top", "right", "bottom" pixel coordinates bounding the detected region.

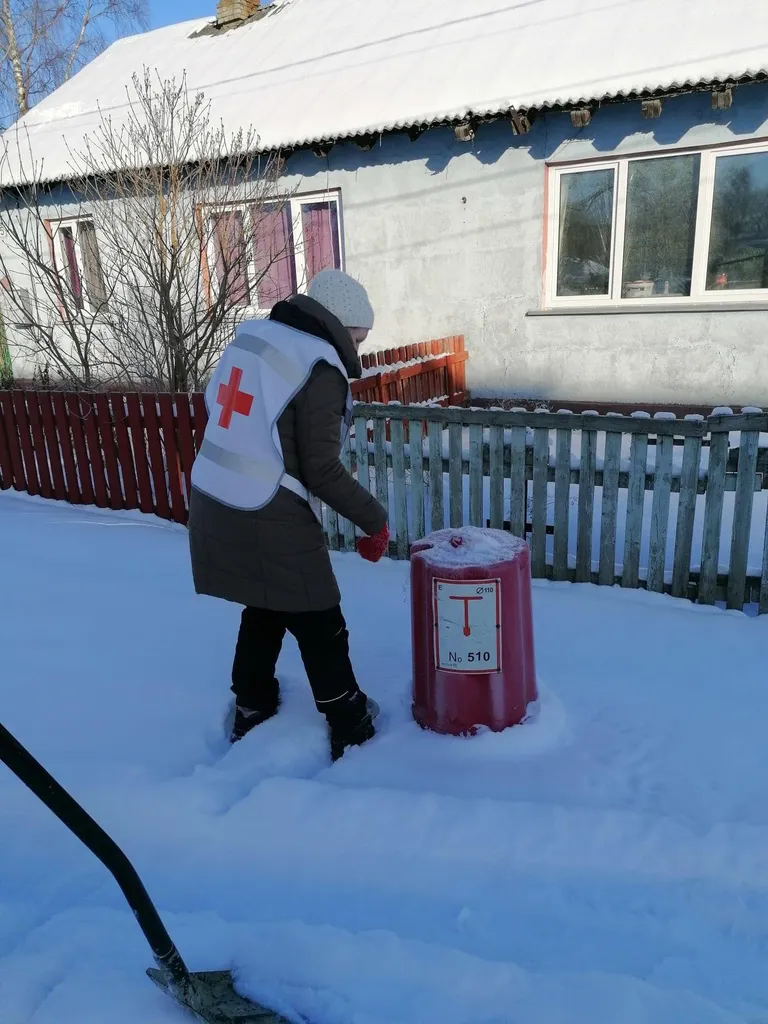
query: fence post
[
  {"left": 390, "top": 417, "right": 409, "bottom": 558},
  {"left": 671, "top": 432, "right": 703, "bottom": 600},
  {"left": 509, "top": 424, "right": 527, "bottom": 539},
  {"left": 339, "top": 433, "right": 357, "bottom": 552},
  {"left": 140, "top": 395, "right": 172, "bottom": 520},
  {"left": 51, "top": 393, "right": 81, "bottom": 505},
  {"left": 373, "top": 416, "right": 389, "bottom": 520},
  {"left": 37, "top": 393, "right": 67, "bottom": 499},
  {"left": 448, "top": 422, "right": 463, "bottom": 528},
  {"left": 598, "top": 427, "right": 623, "bottom": 587},
  {"left": 488, "top": 423, "right": 505, "bottom": 531},
  {"left": 80, "top": 394, "right": 110, "bottom": 508},
  {"left": 727, "top": 426, "right": 760, "bottom": 610},
  {"left": 553, "top": 424, "right": 572, "bottom": 581},
  {"left": 428, "top": 419, "right": 444, "bottom": 532},
  {"left": 23, "top": 391, "right": 53, "bottom": 499},
  {"left": 0, "top": 393, "right": 14, "bottom": 490},
  {"left": 10, "top": 391, "right": 40, "bottom": 496},
  {"left": 0, "top": 390, "right": 26, "bottom": 490},
  {"left": 468, "top": 423, "right": 483, "bottom": 527},
  {"left": 408, "top": 415, "right": 425, "bottom": 542},
  {"left": 354, "top": 414, "right": 370, "bottom": 495},
  {"left": 699, "top": 429, "right": 729, "bottom": 605},
  {"left": 622, "top": 431, "right": 649, "bottom": 588},
  {"left": 455, "top": 336, "right": 467, "bottom": 396},
  {"left": 126, "top": 394, "right": 156, "bottom": 515},
  {"left": 575, "top": 426, "right": 597, "bottom": 583},
  {"left": 173, "top": 394, "right": 197, "bottom": 511},
  {"left": 531, "top": 425, "right": 549, "bottom": 577},
  {"left": 647, "top": 431, "right": 674, "bottom": 594},
  {"left": 92, "top": 393, "right": 123, "bottom": 510}
]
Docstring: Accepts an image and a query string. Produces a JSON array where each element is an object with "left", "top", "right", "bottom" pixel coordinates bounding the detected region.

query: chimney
[{"left": 216, "top": 0, "right": 260, "bottom": 25}]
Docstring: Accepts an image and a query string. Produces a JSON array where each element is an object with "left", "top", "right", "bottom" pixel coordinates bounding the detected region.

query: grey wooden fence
[{"left": 322, "top": 403, "right": 768, "bottom": 613}]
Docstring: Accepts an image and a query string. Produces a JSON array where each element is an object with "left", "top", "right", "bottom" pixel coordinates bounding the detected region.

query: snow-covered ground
[{"left": 3, "top": 489, "right": 768, "bottom": 1024}]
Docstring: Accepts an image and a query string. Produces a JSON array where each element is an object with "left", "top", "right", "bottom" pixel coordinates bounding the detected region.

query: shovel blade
[{"left": 147, "top": 968, "right": 294, "bottom": 1024}]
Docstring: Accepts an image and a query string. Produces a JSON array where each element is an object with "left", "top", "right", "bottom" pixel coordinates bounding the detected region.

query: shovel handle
[{"left": 0, "top": 720, "right": 189, "bottom": 987}]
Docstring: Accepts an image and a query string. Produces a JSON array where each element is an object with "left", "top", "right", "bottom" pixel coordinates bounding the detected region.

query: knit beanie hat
[{"left": 307, "top": 270, "right": 375, "bottom": 331}]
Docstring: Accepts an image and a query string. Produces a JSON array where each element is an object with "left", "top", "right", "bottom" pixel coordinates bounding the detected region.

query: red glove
[{"left": 358, "top": 525, "right": 390, "bottom": 563}]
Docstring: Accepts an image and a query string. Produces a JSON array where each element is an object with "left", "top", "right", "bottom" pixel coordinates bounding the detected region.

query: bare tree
[
  {"left": 0, "top": 70, "right": 295, "bottom": 391},
  {"left": 0, "top": 0, "right": 148, "bottom": 126}
]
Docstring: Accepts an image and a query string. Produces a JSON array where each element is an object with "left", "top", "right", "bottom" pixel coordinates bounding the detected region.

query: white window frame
[
  {"left": 545, "top": 140, "right": 768, "bottom": 309},
  {"left": 206, "top": 188, "right": 345, "bottom": 317},
  {"left": 49, "top": 216, "right": 106, "bottom": 313}
]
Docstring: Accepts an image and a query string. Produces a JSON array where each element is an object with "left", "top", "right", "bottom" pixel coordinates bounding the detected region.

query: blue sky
[
  {"left": 149, "top": 0, "right": 276, "bottom": 28},
  {"left": 150, "top": 0, "right": 214, "bottom": 28}
]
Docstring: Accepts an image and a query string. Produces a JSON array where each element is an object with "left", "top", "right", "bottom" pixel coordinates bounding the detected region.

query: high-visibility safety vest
[{"left": 191, "top": 318, "right": 352, "bottom": 513}]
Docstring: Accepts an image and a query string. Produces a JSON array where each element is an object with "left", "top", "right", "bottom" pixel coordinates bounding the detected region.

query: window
[
  {"left": 51, "top": 219, "right": 107, "bottom": 312},
  {"left": 209, "top": 191, "right": 343, "bottom": 311},
  {"left": 707, "top": 151, "right": 768, "bottom": 291},
  {"left": 556, "top": 168, "right": 614, "bottom": 297},
  {"left": 621, "top": 154, "right": 700, "bottom": 298},
  {"left": 546, "top": 144, "right": 768, "bottom": 306}
]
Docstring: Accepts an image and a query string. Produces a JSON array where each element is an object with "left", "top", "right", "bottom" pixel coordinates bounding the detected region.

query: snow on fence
[
  {"left": 2, "top": 364, "right": 768, "bottom": 612},
  {"left": 338, "top": 403, "right": 768, "bottom": 615}
]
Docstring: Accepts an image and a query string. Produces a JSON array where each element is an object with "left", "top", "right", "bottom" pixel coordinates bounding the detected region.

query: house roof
[{"left": 2, "top": 0, "right": 768, "bottom": 186}]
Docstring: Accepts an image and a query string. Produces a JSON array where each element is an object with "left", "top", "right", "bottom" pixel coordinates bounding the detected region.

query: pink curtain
[
  {"left": 301, "top": 202, "right": 341, "bottom": 282},
  {"left": 252, "top": 204, "right": 296, "bottom": 307},
  {"left": 212, "top": 211, "right": 250, "bottom": 306}
]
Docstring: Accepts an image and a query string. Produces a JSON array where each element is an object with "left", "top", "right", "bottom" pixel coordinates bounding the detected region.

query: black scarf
[{"left": 270, "top": 295, "right": 362, "bottom": 380}]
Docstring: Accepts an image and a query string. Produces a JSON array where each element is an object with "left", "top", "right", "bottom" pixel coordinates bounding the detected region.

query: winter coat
[{"left": 187, "top": 296, "right": 388, "bottom": 613}]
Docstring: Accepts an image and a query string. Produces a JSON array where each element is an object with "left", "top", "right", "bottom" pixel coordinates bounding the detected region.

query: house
[{"left": 1, "top": 0, "right": 768, "bottom": 407}]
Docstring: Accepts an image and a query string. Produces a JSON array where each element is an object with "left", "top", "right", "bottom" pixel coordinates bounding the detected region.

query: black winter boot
[
  {"left": 230, "top": 685, "right": 281, "bottom": 744},
  {"left": 326, "top": 691, "right": 378, "bottom": 762}
]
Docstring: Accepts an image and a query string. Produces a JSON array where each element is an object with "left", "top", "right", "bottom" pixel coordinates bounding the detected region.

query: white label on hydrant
[{"left": 433, "top": 579, "right": 502, "bottom": 673}]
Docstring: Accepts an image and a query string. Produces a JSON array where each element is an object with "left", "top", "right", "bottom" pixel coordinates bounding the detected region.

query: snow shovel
[{"left": 0, "top": 721, "right": 293, "bottom": 1024}]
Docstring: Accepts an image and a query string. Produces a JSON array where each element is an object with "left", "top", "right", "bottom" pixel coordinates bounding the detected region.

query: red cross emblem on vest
[{"left": 216, "top": 366, "right": 254, "bottom": 429}]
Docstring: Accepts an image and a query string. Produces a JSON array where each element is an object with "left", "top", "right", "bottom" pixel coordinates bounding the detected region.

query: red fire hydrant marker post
[{"left": 412, "top": 527, "right": 537, "bottom": 736}]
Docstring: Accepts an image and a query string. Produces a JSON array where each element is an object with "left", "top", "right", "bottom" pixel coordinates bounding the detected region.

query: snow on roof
[{"left": 2, "top": 0, "right": 768, "bottom": 186}]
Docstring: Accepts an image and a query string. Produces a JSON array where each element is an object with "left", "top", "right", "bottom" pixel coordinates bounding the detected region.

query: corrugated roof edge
[
  {"left": 279, "top": 70, "right": 768, "bottom": 151},
  {"left": 4, "top": 69, "right": 767, "bottom": 190}
]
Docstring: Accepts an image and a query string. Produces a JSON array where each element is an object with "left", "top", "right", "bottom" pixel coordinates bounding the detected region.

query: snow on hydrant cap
[{"left": 412, "top": 526, "right": 527, "bottom": 565}]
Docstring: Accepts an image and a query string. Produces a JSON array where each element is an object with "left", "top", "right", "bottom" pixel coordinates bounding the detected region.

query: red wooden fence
[
  {"left": 355, "top": 335, "right": 468, "bottom": 406},
  {"left": 0, "top": 336, "right": 467, "bottom": 524}
]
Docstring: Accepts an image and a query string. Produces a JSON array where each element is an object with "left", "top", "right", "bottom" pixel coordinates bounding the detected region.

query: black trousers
[{"left": 231, "top": 605, "right": 361, "bottom": 714}]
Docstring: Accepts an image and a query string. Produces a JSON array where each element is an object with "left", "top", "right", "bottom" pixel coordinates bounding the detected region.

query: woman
[{"left": 188, "top": 270, "right": 390, "bottom": 761}]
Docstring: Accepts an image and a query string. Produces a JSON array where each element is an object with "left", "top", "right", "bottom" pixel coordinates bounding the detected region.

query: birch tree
[{"left": 0, "top": 0, "right": 148, "bottom": 126}]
